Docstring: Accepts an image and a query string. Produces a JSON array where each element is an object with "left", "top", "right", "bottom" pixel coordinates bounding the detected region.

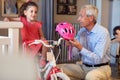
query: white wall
[{"left": 111, "top": 0, "right": 120, "bottom": 37}]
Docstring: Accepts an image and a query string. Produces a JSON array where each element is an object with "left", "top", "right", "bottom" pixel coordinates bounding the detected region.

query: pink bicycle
[
  {"left": 29, "top": 37, "right": 70, "bottom": 80},
  {"left": 29, "top": 22, "right": 75, "bottom": 80}
]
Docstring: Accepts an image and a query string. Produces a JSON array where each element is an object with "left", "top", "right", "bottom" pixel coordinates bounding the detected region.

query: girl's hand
[
  {"left": 4, "top": 17, "right": 10, "bottom": 21},
  {"left": 41, "top": 37, "right": 46, "bottom": 40}
]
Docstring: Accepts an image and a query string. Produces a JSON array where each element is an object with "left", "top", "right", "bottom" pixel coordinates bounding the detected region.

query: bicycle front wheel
[{"left": 55, "top": 72, "right": 70, "bottom": 80}]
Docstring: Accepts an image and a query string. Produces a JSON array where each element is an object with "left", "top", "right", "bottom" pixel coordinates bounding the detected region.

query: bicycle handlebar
[
  {"left": 29, "top": 38, "right": 63, "bottom": 48},
  {"left": 57, "top": 37, "right": 64, "bottom": 46}
]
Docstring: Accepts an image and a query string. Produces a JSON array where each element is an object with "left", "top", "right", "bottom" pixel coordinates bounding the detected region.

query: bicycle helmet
[{"left": 56, "top": 22, "right": 75, "bottom": 40}]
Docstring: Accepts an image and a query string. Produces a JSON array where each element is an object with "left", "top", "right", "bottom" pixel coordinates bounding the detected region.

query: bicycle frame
[{"left": 29, "top": 38, "right": 70, "bottom": 80}]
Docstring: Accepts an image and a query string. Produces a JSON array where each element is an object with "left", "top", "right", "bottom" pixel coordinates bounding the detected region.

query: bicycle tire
[{"left": 55, "top": 72, "right": 70, "bottom": 80}]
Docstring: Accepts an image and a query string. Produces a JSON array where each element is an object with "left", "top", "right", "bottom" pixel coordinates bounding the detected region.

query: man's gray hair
[{"left": 81, "top": 5, "right": 98, "bottom": 21}]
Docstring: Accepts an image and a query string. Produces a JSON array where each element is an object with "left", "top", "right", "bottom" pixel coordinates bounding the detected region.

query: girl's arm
[
  {"left": 4, "top": 17, "right": 20, "bottom": 21},
  {"left": 39, "top": 29, "right": 46, "bottom": 40}
]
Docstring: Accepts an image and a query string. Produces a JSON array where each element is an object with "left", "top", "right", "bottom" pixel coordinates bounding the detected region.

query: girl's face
[
  {"left": 24, "top": 6, "right": 38, "bottom": 22},
  {"left": 115, "top": 30, "right": 120, "bottom": 38}
]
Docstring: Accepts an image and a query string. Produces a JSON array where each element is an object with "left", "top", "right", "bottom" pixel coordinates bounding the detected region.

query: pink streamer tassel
[{"left": 68, "top": 46, "right": 72, "bottom": 60}]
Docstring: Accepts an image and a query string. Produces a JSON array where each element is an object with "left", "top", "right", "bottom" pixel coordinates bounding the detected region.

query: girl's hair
[
  {"left": 19, "top": 1, "right": 38, "bottom": 17},
  {"left": 81, "top": 5, "right": 98, "bottom": 21},
  {"left": 113, "top": 25, "right": 120, "bottom": 36}
]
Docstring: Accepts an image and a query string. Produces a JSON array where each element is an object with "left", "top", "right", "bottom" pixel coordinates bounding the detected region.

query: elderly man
[{"left": 58, "top": 4, "right": 111, "bottom": 80}]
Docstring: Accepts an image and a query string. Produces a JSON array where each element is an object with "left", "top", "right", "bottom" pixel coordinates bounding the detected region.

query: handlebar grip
[{"left": 29, "top": 40, "right": 53, "bottom": 48}]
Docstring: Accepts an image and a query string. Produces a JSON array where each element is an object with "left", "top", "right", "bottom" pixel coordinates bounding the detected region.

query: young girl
[
  {"left": 113, "top": 26, "right": 120, "bottom": 41},
  {"left": 110, "top": 26, "right": 120, "bottom": 64},
  {"left": 4, "top": 1, "right": 48, "bottom": 68}
]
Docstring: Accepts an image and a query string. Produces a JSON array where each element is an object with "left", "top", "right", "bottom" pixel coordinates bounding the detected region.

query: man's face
[{"left": 77, "top": 9, "right": 91, "bottom": 28}]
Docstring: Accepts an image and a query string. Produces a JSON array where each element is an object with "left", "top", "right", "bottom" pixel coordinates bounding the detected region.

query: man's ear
[{"left": 89, "top": 15, "right": 94, "bottom": 22}]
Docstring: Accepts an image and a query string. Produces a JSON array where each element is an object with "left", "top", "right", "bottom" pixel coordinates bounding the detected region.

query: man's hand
[
  {"left": 65, "top": 40, "right": 71, "bottom": 46},
  {"left": 69, "top": 39, "right": 83, "bottom": 51}
]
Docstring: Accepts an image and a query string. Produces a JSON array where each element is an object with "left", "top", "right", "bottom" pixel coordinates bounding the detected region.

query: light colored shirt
[{"left": 76, "top": 23, "right": 111, "bottom": 65}]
